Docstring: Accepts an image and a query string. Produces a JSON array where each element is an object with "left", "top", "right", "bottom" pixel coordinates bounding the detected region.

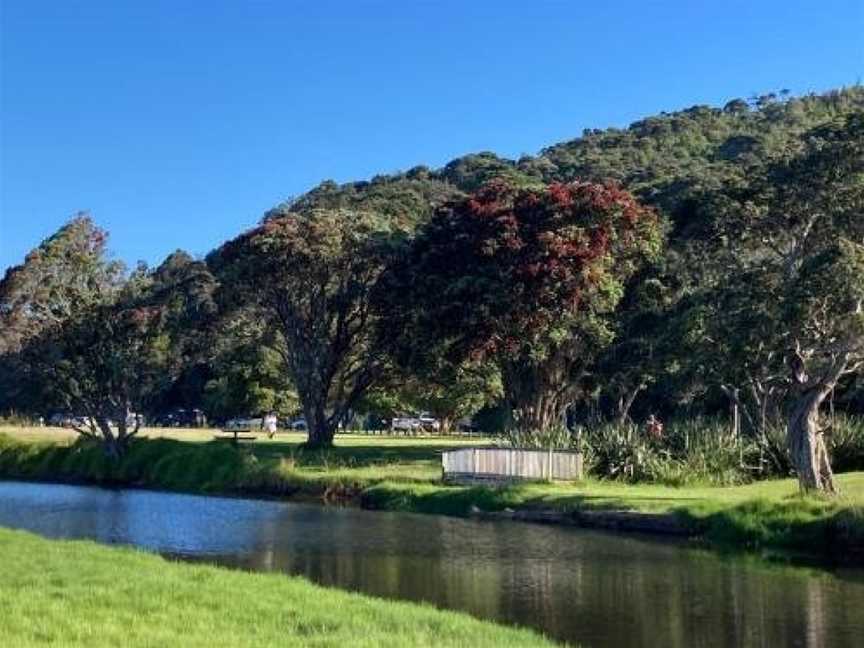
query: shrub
[
  {"left": 584, "top": 417, "right": 769, "bottom": 486},
  {"left": 828, "top": 414, "right": 864, "bottom": 473}
]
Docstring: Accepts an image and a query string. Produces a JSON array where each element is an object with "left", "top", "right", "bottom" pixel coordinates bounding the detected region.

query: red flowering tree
[{"left": 385, "top": 180, "right": 661, "bottom": 440}]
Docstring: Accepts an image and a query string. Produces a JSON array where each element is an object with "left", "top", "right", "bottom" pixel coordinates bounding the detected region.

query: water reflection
[{"left": 0, "top": 481, "right": 862, "bottom": 647}]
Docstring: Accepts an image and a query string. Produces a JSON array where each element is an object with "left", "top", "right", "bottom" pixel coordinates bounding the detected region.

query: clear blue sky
[{"left": 1, "top": 1, "right": 862, "bottom": 271}]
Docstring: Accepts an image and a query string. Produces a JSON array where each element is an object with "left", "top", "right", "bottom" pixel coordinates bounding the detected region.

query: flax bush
[{"left": 583, "top": 418, "right": 769, "bottom": 486}]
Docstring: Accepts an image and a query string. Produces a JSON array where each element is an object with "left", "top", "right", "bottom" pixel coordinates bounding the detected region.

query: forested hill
[
  {"left": 269, "top": 85, "right": 864, "bottom": 424},
  {"left": 289, "top": 87, "right": 864, "bottom": 233}
]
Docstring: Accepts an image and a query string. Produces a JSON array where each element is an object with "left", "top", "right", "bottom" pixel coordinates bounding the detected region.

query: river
[{"left": 0, "top": 481, "right": 862, "bottom": 647}]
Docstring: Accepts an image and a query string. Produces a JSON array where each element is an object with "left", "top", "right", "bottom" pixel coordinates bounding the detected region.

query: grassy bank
[
  {"left": 362, "top": 476, "right": 864, "bottom": 556},
  {"left": 1, "top": 427, "right": 863, "bottom": 560},
  {"left": 0, "top": 427, "right": 484, "bottom": 494},
  {"left": 0, "top": 527, "right": 557, "bottom": 647}
]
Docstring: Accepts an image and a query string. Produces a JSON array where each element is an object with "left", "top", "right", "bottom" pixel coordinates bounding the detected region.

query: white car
[
  {"left": 391, "top": 417, "right": 422, "bottom": 432},
  {"left": 418, "top": 414, "right": 440, "bottom": 432}
]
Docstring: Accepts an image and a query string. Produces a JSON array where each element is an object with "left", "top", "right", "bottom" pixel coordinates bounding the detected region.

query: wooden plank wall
[{"left": 442, "top": 447, "right": 583, "bottom": 481}]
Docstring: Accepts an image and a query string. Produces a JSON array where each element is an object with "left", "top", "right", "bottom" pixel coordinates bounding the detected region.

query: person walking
[
  {"left": 645, "top": 414, "right": 664, "bottom": 440},
  {"left": 264, "top": 412, "right": 278, "bottom": 439}
]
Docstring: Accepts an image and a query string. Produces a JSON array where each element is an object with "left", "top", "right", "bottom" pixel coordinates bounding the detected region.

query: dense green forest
[{"left": 2, "top": 86, "right": 863, "bottom": 490}]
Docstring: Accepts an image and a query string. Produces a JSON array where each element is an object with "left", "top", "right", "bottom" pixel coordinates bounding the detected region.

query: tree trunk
[
  {"left": 617, "top": 383, "right": 645, "bottom": 425},
  {"left": 787, "top": 386, "right": 836, "bottom": 493},
  {"left": 438, "top": 416, "right": 453, "bottom": 436},
  {"left": 305, "top": 427, "right": 336, "bottom": 448},
  {"left": 95, "top": 416, "right": 115, "bottom": 455},
  {"left": 500, "top": 353, "right": 581, "bottom": 445},
  {"left": 304, "top": 400, "right": 337, "bottom": 448},
  {"left": 511, "top": 392, "right": 566, "bottom": 436}
]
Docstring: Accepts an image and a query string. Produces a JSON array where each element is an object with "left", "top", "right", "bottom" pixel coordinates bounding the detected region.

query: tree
[
  {"left": 400, "top": 365, "right": 500, "bottom": 434},
  {"left": 0, "top": 215, "right": 124, "bottom": 414},
  {"left": 366, "top": 362, "right": 501, "bottom": 434},
  {"left": 24, "top": 290, "right": 167, "bottom": 458},
  {"left": 385, "top": 181, "right": 661, "bottom": 440},
  {"left": 202, "top": 312, "right": 299, "bottom": 422},
  {"left": 784, "top": 241, "right": 864, "bottom": 491},
  {"left": 6, "top": 225, "right": 217, "bottom": 457},
  {"left": 0, "top": 214, "right": 124, "bottom": 353},
  {"left": 707, "top": 115, "right": 864, "bottom": 491},
  {"left": 213, "top": 209, "right": 398, "bottom": 448},
  {"left": 141, "top": 251, "right": 218, "bottom": 415}
]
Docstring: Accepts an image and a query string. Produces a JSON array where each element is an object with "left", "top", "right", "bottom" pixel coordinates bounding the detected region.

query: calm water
[{"left": 1, "top": 481, "right": 862, "bottom": 647}]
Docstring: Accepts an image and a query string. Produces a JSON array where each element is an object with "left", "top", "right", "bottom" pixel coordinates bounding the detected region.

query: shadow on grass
[{"left": 250, "top": 441, "right": 452, "bottom": 467}]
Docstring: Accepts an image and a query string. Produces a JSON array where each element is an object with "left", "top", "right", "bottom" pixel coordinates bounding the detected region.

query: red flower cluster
[{"left": 410, "top": 179, "right": 658, "bottom": 362}]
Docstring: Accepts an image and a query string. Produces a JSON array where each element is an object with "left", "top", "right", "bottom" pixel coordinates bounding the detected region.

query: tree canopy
[
  {"left": 212, "top": 208, "right": 401, "bottom": 447},
  {"left": 381, "top": 180, "right": 660, "bottom": 439}
]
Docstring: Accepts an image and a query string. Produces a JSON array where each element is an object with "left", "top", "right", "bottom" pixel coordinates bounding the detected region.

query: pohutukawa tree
[
  {"left": 26, "top": 296, "right": 168, "bottom": 458},
  {"left": 2, "top": 215, "right": 218, "bottom": 457},
  {"left": 709, "top": 114, "right": 864, "bottom": 492},
  {"left": 17, "top": 244, "right": 216, "bottom": 458},
  {"left": 0, "top": 214, "right": 125, "bottom": 418},
  {"left": 784, "top": 241, "right": 864, "bottom": 492},
  {"left": 214, "top": 209, "right": 398, "bottom": 448},
  {"left": 0, "top": 214, "right": 124, "bottom": 355},
  {"left": 384, "top": 180, "right": 661, "bottom": 442}
]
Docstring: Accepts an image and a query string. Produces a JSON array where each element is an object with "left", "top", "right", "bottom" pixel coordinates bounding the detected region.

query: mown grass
[
  {"left": 1, "top": 427, "right": 863, "bottom": 559},
  {"left": 0, "top": 426, "right": 489, "bottom": 491},
  {"left": 0, "top": 527, "right": 558, "bottom": 647},
  {"left": 362, "top": 475, "right": 864, "bottom": 553}
]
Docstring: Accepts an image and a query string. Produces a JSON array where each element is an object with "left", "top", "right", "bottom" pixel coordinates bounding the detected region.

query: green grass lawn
[
  {"left": 1, "top": 425, "right": 863, "bottom": 558},
  {"left": 0, "top": 527, "right": 558, "bottom": 648},
  {"left": 0, "top": 426, "right": 489, "bottom": 486}
]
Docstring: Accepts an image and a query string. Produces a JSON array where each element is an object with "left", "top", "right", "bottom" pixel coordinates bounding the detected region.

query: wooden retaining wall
[{"left": 442, "top": 447, "right": 583, "bottom": 483}]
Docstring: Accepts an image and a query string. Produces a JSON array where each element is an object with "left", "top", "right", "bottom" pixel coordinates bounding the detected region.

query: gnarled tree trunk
[
  {"left": 94, "top": 404, "right": 139, "bottom": 460},
  {"left": 438, "top": 416, "right": 453, "bottom": 436},
  {"left": 500, "top": 350, "right": 583, "bottom": 444},
  {"left": 786, "top": 385, "right": 836, "bottom": 493},
  {"left": 502, "top": 364, "right": 567, "bottom": 439},
  {"left": 785, "top": 345, "right": 852, "bottom": 493},
  {"left": 510, "top": 394, "right": 566, "bottom": 435}
]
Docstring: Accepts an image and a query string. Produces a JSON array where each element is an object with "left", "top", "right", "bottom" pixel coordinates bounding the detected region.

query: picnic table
[{"left": 213, "top": 428, "right": 258, "bottom": 446}]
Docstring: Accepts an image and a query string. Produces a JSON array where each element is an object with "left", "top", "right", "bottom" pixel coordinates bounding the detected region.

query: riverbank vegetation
[
  {"left": 2, "top": 428, "right": 862, "bottom": 559},
  {"left": 0, "top": 527, "right": 557, "bottom": 647},
  {"left": 1, "top": 87, "right": 863, "bottom": 499}
]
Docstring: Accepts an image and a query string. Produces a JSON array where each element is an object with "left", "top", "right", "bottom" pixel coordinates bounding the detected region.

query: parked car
[
  {"left": 457, "top": 418, "right": 480, "bottom": 434},
  {"left": 153, "top": 408, "right": 206, "bottom": 428},
  {"left": 48, "top": 413, "right": 75, "bottom": 427},
  {"left": 391, "top": 416, "right": 422, "bottom": 432},
  {"left": 288, "top": 417, "right": 307, "bottom": 430},
  {"left": 125, "top": 413, "right": 145, "bottom": 428},
  {"left": 418, "top": 413, "right": 441, "bottom": 432},
  {"left": 48, "top": 413, "right": 94, "bottom": 429},
  {"left": 225, "top": 416, "right": 263, "bottom": 431}
]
